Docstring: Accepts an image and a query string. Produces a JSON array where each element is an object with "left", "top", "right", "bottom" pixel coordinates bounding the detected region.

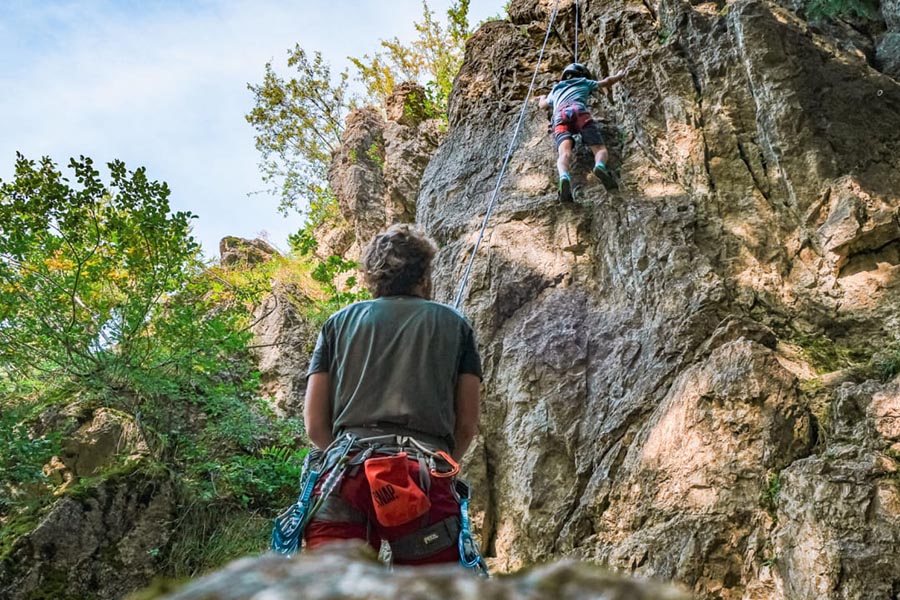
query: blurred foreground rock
[{"left": 155, "top": 542, "right": 691, "bottom": 600}]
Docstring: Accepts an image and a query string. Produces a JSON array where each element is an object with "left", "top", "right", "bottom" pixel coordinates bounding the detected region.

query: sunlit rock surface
[
  {"left": 404, "top": 0, "right": 900, "bottom": 597},
  {"left": 6, "top": 0, "right": 899, "bottom": 597},
  {"left": 327, "top": 82, "right": 446, "bottom": 258}
]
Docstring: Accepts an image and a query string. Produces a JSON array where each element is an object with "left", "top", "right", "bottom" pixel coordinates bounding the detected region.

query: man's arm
[
  {"left": 452, "top": 373, "right": 481, "bottom": 462},
  {"left": 304, "top": 372, "right": 335, "bottom": 449},
  {"left": 536, "top": 95, "right": 549, "bottom": 109},
  {"left": 598, "top": 68, "right": 629, "bottom": 88}
]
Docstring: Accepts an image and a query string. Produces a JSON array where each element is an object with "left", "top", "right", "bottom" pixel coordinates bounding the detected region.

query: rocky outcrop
[
  {"left": 409, "top": 0, "right": 900, "bottom": 597},
  {"left": 771, "top": 379, "right": 900, "bottom": 599},
  {"left": 217, "top": 237, "right": 320, "bottom": 414},
  {"left": 250, "top": 284, "right": 321, "bottom": 414},
  {"left": 219, "top": 236, "right": 278, "bottom": 267},
  {"left": 0, "top": 471, "right": 174, "bottom": 600},
  {"left": 328, "top": 82, "right": 446, "bottom": 254},
  {"left": 117, "top": 0, "right": 899, "bottom": 597},
  {"left": 156, "top": 541, "right": 692, "bottom": 600},
  {"left": 878, "top": 0, "right": 900, "bottom": 78},
  {"left": 41, "top": 407, "right": 149, "bottom": 493}
]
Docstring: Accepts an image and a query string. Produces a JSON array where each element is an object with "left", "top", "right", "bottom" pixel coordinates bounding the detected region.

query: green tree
[
  {"left": 246, "top": 46, "right": 352, "bottom": 218},
  {"left": 0, "top": 155, "right": 312, "bottom": 579},
  {"left": 0, "top": 154, "right": 200, "bottom": 384},
  {"left": 246, "top": 1, "right": 472, "bottom": 222},
  {"left": 0, "top": 155, "right": 266, "bottom": 459},
  {"left": 349, "top": 0, "right": 471, "bottom": 116}
]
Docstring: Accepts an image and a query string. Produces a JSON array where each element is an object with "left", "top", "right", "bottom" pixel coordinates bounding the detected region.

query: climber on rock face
[
  {"left": 535, "top": 62, "right": 629, "bottom": 201},
  {"left": 302, "top": 223, "right": 484, "bottom": 567}
]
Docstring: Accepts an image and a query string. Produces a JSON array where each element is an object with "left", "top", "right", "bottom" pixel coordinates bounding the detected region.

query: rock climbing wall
[{"left": 411, "top": 0, "right": 900, "bottom": 597}]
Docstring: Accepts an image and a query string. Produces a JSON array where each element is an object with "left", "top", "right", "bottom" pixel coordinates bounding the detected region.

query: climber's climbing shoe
[
  {"left": 593, "top": 163, "right": 618, "bottom": 190},
  {"left": 558, "top": 174, "right": 574, "bottom": 202}
]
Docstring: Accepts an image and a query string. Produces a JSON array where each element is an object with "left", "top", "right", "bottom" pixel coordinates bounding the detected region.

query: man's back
[
  {"left": 309, "top": 296, "right": 481, "bottom": 452},
  {"left": 547, "top": 76, "right": 598, "bottom": 109}
]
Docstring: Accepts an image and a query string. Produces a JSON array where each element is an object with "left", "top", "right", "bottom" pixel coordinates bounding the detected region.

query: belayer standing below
[
  {"left": 301, "top": 224, "right": 485, "bottom": 569},
  {"left": 536, "top": 62, "right": 629, "bottom": 201}
]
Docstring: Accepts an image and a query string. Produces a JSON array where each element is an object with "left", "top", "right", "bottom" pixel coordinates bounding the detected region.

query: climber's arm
[
  {"left": 304, "top": 372, "right": 335, "bottom": 450},
  {"left": 536, "top": 95, "right": 550, "bottom": 109},
  {"left": 452, "top": 373, "right": 481, "bottom": 462},
  {"left": 598, "top": 68, "right": 630, "bottom": 88}
]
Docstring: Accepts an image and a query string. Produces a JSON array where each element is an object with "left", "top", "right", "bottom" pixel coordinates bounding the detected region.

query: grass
[
  {"left": 790, "top": 332, "right": 870, "bottom": 375},
  {"left": 868, "top": 342, "right": 900, "bottom": 382},
  {"left": 760, "top": 471, "right": 782, "bottom": 520},
  {"left": 162, "top": 503, "right": 270, "bottom": 579}
]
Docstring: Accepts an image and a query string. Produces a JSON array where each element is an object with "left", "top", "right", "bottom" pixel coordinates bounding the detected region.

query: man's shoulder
[
  {"left": 421, "top": 300, "right": 473, "bottom": 328},
  {"left": 324, "top": 299, "right": 375, "bottom": 326}
]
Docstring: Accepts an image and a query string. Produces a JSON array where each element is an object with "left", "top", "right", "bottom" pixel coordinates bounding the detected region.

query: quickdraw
[
  {"left": 270, "top": 435, "right": 358, "bottom": 557},
  {"left": 270, "top": 463, "right": 319, "bottom": 556},
  {"left": 455, "top": 480, "right": 489, "bottom": 576}
]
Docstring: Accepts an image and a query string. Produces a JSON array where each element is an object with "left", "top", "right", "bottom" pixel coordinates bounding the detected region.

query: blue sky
[{"left": 0, "top": 0, "right": 506, "bottom": 258}]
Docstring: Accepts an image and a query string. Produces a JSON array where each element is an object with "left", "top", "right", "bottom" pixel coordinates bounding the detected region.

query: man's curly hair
[{"left": 362, "top": 224, "right": 437, "bottom": 298}]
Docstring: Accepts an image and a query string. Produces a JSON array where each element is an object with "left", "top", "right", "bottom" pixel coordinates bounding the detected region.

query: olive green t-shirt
[{"left": 307, "top": 296, "right": 482, "bottom": 451}]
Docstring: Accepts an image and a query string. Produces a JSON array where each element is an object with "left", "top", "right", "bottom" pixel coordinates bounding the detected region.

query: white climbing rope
[
  {"left": 574, "top": 0, "right": 580, "bottom": 64},
  {"left": 452, "top": 0, "right": 562, "bottom": 310}
]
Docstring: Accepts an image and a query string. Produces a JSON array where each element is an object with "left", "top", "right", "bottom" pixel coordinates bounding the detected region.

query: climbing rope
[
  {"left": 452, "top": 0, "right": 562, "bottom": 310},
  {"left": 574, "top": 0, "right": 580, "bottom": 64}
]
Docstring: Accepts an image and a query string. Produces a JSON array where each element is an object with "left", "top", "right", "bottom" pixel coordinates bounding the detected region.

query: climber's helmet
[{"left": 562, "top": 63, "right": 591, "bottom": 80}]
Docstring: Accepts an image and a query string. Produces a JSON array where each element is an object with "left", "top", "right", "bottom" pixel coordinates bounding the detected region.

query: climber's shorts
[
  {"left": 552, "top": 103, "right": 605, "bottom": 148},
  {"left": 304, "top": 455, "right": 462, "bottom": 566}
]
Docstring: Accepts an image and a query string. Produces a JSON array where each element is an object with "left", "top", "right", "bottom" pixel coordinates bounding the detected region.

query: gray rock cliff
[{"left": 319, "top": 0, "right": 900, "bottom": 598}]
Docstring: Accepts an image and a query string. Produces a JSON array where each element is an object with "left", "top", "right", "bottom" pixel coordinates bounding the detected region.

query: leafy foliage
[
  {"left": 760, "top": 471, "right": 782, "bottom": 520},
  {"left": 0, "top": 154, "right": 200, "bottom": 386},
  {"left": 246, "top": 1, "right": 472, "bottom": 222},
  {"left": 0, "top": 400, "right": 61, "bottom": 509},
  {"left": 348, "top": 0, "right": 471, "bottom": 117},
  {"left": 0, "top": 155, "right": 311, "bottom": 582},
  {"left": 790, "top": 331, "right": 871, "bottom": 374},
  {"left": 246, "top": 46, "right": 352, "bottom": 217},
  {"left": 286, "top": 230, "right": 370, "bottom": 326}
]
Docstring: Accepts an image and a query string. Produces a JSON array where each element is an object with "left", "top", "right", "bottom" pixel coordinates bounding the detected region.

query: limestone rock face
[
  {"left": 250, "top": 283, "right": 321, "bottom": 414},
  {"left": 40, "top": 407, "right": 150, "bottom": 496},
  {"left": 413, "top": 0, "right": 900, "bottom": 598},
  {"left": 877, "top": 32, "right": 900, "bottom": 79},
  {"left": 216, "top": 237, "right": 319, "bottom": 414},
  {"left": 328, "top": 83, "right": 445, "bottom": 253},
  {"left": 0, "top": 473, "right": 174, "bottom": 600},
  {"left": 219, "top": 236, "right": 277, "bottom": 267},
  {"left": 157, "top": 542, "right": 692, "bottom": 600}
]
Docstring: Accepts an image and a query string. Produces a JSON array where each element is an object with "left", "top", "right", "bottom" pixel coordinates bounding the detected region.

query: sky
[{"left": 0, "top": 0, "right": 506, "bottom": 258}]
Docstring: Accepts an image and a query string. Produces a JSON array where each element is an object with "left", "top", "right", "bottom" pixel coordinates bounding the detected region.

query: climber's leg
[
  {"left": 555, "top": 135, "right": 574, "bottom": 179},
  {"left": 581, "top": 120, "right": 616, "bottom": 189},
  {"left": 590, "top": 144, "right": 609, "bottom": 168}
]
